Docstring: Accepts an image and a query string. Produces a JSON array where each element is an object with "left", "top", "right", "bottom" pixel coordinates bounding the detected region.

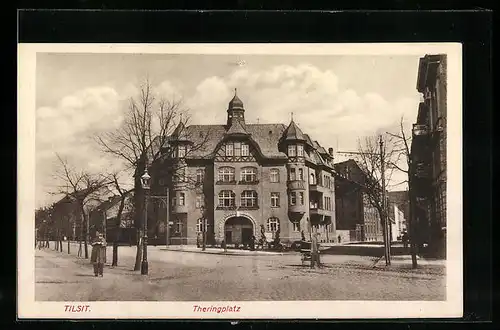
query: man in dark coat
[{"left": 91, "top": 231, "right": 107, "bottom": 277}]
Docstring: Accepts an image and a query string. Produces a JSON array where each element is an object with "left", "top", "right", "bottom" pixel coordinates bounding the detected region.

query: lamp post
[
  {"left": 140, "top": 169, "right": 151, "bottom": 275},
  {"left": 200, "top": 205, "right": 207, "bottom": 251}
]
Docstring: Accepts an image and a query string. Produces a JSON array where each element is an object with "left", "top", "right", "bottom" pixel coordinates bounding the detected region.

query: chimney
[{"left": 328, "top": 147, "right": 334, "bottom": 156}]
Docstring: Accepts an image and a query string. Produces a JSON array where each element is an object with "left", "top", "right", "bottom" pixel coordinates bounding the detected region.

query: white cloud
[
  {"left": 36, "top": 62, "right": 421, "bottom": 206},
  {"left": 184, "top": 63, "right": 421, "bottom": 153}
]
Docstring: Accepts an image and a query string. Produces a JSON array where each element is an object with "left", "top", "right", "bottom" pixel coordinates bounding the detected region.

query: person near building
[
  {"left": 91, "top": 231, "right": 107, "bottom": 277},
  {"left": 310, "top": 232, "right": 321, "bottom": 268},
  {"left": 338, "top": 234, "right": 342, "bottom": 244}
]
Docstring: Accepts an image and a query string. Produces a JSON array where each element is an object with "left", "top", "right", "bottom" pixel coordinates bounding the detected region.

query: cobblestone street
[{"left": 35, "top": 244, "right": 446, "bottom": 301}]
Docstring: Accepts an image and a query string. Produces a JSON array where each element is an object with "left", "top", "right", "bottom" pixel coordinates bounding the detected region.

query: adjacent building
[
  {"left": 89, "top": 191, "right": 135, "bottom": 244},
  {"left": 411, "top": 54, "right": 447, "bottom": 258},
  {"left": 334, "top": 159, "right": 384, "bottom": 242},
  {"left": 149, "top": 91, "right": 337, "bottom": 246},
  {"left": 387, "top": 190, "right": 409, "bottom": 241}
]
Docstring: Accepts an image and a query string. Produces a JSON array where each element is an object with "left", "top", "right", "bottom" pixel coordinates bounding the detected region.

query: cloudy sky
[{"left": 36, "top": 53, "right": 424, "bottom": 208}]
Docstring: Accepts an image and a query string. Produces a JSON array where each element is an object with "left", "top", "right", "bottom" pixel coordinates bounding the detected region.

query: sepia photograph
[{"left": 18, "top": 43, "right": 462, "bottom": 319}]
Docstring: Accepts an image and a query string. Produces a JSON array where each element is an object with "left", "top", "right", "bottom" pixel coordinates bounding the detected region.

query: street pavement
[{"left": 35, "top": 243, "right": 446, "bottom": 301}]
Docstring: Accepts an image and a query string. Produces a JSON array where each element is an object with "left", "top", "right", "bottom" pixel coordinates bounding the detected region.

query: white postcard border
[{"left": 18, "top": 43, "right": 463, "bottom": 319}]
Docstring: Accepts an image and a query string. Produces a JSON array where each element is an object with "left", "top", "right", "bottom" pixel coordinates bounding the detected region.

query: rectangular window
[
  {"left": 241, "top": 143, "right": 249, "bottom": 156},
  {"left": 172, "top": 197, "right": 177, "bottom": 206},
  {"left": 270, "top": 169, "right": 279, "bottom": 183},
  {"left": 292, "top": 222, "right": 300, "bottom": 232},
  {"left": 288, "top": 145, "right": 296, "bottom": 157},
  {"left": 196, "top": 169, "right": 204, "bottom": 184},
  {"left": 179, "top": 193, "right": 185, "bottom": 206},
  {"left": 297, "top": 145, "right": 304, "bottom": 156},
  {"left": 290, "top": 192, "right": 296, "bottom": 206},
  {"left": 226, "top": 143, "right": 234, "bottom": 156},
  {"left": 298, "top": 168, "right": 304, "bottom": 181},
  {"left": 234, "top": 142, "right": 241, "bottom": 156},
  {"left": 289, "top": 168, "right": 296, "bottom": 181},
  {"left": 299, "top": 192, "right": 304, "bottom": 205},
  {"left": 271, "top": 192, "right": 280, "bottom": 207},
  {"left": 195, "top": 195, "right": 204, "bottom": 208},
  {"left": 178, "top": 145, "right": 187, "bottom": 158}
]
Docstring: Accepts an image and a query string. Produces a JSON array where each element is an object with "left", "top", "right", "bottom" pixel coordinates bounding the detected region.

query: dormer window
[
  {"left": 297, "top": 145, "right": 304, "bottom": 157},
  {"left": 241, "top": 143, "right": 249, "bottom": 156},
  {"left": 225, "top": 144, "right": 234, "bottom": 156},
  {"left": 288, "top": 145, "right": 296, "bottom": 157}
]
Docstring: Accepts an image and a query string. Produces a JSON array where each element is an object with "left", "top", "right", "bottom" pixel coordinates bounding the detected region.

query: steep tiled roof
[
  {"left": 281, "top": 120, "right": 306, "bottom": 142},
  {"left": 226, "top": 119, "right": 250, "bottom": 136},
  {"left": 303, "top": 134, "right": 315, "bottom": 147},
  {"left": 167, "top": 123, "right": 288, "bottom": 159}
]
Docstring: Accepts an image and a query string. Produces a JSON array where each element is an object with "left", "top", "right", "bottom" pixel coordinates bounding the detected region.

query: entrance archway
[{"left": 224, "top": 216, "right": 254, "bottom": 246}]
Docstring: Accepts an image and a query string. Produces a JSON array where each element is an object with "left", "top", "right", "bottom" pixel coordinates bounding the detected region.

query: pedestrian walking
[
  {"left": 310, "top": 233, "right": 321, "bottom": 268},
  {"left": 91, "top": 231, "right": 107, "bottom": 277},
  {"left": 337, "top": 234, "right": 341, "bottom": 244}
]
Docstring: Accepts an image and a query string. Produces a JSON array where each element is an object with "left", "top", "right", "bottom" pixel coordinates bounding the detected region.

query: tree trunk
[
  {"left": 408, "top": 185, "right": 418, "bottom": 269},
  {"left": 82, "top": 212, "right": 89, "bottom": 259},
  {"left": 379, "top": 208, "right": 389, "bottom": 265},
  {"left": 112, "top": 197, "right": 126, "bottom": 267},
  {"left": 112, "top": 241, "right": 119, "bottom": 267},
  {"left": 134, "top": 228, "right": 143, "bottom": 271}
]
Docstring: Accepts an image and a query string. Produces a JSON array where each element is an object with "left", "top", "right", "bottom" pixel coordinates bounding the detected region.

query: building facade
[
  {"left": 149, "top": 92, "right": 337, "bottom": 246},
  {"left": 388, "top": 202, "right": 407, "bottom": 241},
  {"left": 387, "top": 190, "right": 409, "bottom": 241},
  {"left": 89, "top": 191, "right": 135, "bottom": 244},
  {"left": 411, "top": 54, "right": 447, "bottom": 258},
  {"left": 334, "top": 159, "right": 384, "bottom": 242}
]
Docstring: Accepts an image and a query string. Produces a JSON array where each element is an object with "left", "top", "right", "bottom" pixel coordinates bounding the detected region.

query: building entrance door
[
  {"left": 225, "top": 231, "right": 232, "bottom": 244},
  {"left": 224, "top": 216, "right": 254, "bottom": 246},
  {"left": 242, "top": 228, "right": 253, "bottom": 245}
]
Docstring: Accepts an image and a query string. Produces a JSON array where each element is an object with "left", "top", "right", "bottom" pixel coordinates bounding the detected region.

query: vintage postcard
[{"left": 18, "top": 43, "right": 462, "bottom": 319}]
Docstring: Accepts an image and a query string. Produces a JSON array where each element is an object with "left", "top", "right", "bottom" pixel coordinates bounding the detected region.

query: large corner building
[
  {"left": 149, "top": 91, "right": 337, "bottom": 246},
  {"left": 411, "top": 54, "right": 447, "bottom": 258}
]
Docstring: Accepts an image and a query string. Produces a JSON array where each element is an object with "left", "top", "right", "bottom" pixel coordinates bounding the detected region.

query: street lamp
[
  {"left": 140, "top": 169, "right": 151, "bottom": 275},
  {"left": 200, "top": 205, "right": 207, "bottom": 251}
]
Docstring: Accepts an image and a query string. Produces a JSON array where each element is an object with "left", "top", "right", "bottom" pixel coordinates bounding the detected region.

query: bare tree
[
  {"left": 105, "top": 170, "right": 134, "bottom": 267},
  {"left": 386, "top": 116, "right": 418, "bottom": 268},
  {"left": 52, "top": 153, "right": 111, "bottom": 259},
  {"left": 95, "top": 78, "right": 212, "bottom": 271},
  {"left": 352, "top": 134, "right": 401, "bottom": 265}
]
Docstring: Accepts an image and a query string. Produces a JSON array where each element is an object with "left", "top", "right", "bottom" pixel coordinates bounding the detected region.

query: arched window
[
  {"left": 309, "top": 172, "right": 316, "bottom": 185},
  {"left": 240, "top": 167, "right": 257, "bottom": 183},
  {"left": 218, "top": 190, "right": 235, "bottom": 207},
  {"left": 267, "top": 217, "right": 280, "bottom": 232},
  {"left": 241, "top": 190, "right": 258, "bottom": 207},
  {"left": 218, "top": 167, "right": 235, "bottom": 182},
  {"left": 270, "top": 168, "right": 280, "bottom": 183}
]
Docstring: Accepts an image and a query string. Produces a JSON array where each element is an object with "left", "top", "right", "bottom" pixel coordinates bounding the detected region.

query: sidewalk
[{"left": 161, "top": 245, "right": 288, "bottom": 256}]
